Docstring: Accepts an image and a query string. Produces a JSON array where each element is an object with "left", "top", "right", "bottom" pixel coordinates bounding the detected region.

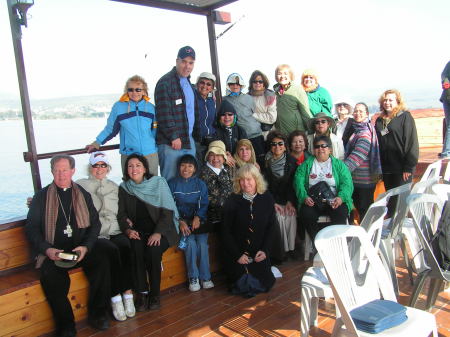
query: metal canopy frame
[{"left": 8, "top": 0, "right": 236, "bottom": 192}]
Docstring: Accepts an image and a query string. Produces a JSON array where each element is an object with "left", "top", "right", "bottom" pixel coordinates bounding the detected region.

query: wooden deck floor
[{"left": 68, "top": 256, "right": 449, "bottom": 337}]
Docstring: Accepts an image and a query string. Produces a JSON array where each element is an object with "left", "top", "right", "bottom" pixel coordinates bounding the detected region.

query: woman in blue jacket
[
  {"left": 86, "top": 75, "right": 158, "bottom": 175},
  {"left": 168, "top": 154, "right": 212, "bottom": 292}
]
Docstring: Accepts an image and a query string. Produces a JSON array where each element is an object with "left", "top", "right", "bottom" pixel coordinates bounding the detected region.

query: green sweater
[
  {"left": 306, "top": 86, "right": 333, "bottom": 117},
  {"left": 274, "top": 83, "right": 311, "bottom": 135},
  {"left": 293, "top": 156, "right": 354, "bottom": 213}
]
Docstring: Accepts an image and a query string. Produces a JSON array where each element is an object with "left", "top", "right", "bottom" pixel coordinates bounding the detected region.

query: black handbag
[
  {"left": 308, "top": 181, "right": 336, "bottom": 211},
  {"left": 260, "top": 123, "right": 274, "bottom": 132}
]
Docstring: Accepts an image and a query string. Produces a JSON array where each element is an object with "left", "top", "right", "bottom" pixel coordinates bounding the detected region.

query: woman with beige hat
[
  {"left": 302, "top": 69, "right": 333, "bottom": 117},
  {"left": 307, "top": 112, "right": 344, "bottom": 160},
  {"left": 199, "top": 140, "right": 234, "bottom": 231}
]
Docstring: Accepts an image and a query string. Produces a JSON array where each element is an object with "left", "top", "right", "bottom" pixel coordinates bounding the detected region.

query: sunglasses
[
  {"left": 270, "top": 141, "right": 285, "bottom": 147},
  {"left": 199, "top": 80, "right": 213, "bottom": 87},
  {"left": 252, "top": 80, "right": 264, "bottom": 84},
  {"left": 92, "top": 163, "right": 108, "bottom": 168},
  {"left": 314, "top": 144, "right": 329, "bottom": 149},
  {"left": 220, "top": 112, "right": 235, "bottom": 117},
  {"left": 127, "top": 88, "right": 143, "bottom": 93},
  {"left": 314, "top": 119, "right": 328, "bottom": 125}
]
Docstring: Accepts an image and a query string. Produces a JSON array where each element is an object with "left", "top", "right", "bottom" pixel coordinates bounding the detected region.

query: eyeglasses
[
  {"left": 270, "top": 142, "right": 285, "bottom": 147},
  {"left": 314, "top": 119, "right": 328, "bottom": 125},
  {"left": 198, "top": 81, "right": 213, "bottom": 87},
  {"left": 92, "top": 163, "right": 108, "bottom": 168},
  {"left": 220, "top": 112, "right": 235, "bottom": 117},
  {"left": 313, "top": 144, "right": 329, "bottom": 149},
  {"left": 127, "top": 88, "right": 143, "bottom": 93},
  {"left": 252, "top": 80, "right": 264, "bottom": 84},
  {"left": 228, "top": 83, "right": 241, "bottom": 86}
]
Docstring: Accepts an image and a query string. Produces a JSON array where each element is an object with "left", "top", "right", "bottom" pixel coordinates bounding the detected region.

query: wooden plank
[{"left": 0, "top": 227, "right": 32, "bottom": 272}]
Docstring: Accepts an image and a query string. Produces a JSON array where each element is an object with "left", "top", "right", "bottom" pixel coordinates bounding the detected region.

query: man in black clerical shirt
[{"left": 26, "top": 155, "right": 112, "bottom": 337}]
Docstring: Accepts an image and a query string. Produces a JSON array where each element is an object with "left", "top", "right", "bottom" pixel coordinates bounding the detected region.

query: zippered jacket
[
  {"left": 195, "top": 90, "right": 216, "bottom": 140},
  {"left": 95, "top": 96, "right": 157, "bottom": 156}
]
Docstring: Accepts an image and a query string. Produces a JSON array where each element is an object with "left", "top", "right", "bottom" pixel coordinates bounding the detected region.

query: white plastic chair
[
  {"left": 315, "top": 225, "right": 438, "bottom": 337},
  {"left": 432, "top": 183, "right": 450, "bottom": 204},
  {"left": 377, "top": 183, "right": 412, "bottom": 295},
  {"left": 420, "top": 159, "right": 442, "bottom": 182},
  {"left": 406, "top": 193, "right": 450, "bottom": 311},
  {"left": 300, "top": 206, "right": 387, "bottom": 337},
  {"left": 443, "top": 161, "right": 450, "bottom": 182}
]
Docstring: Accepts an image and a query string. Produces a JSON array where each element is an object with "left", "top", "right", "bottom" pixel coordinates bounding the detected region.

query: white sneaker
[
  {"left": 189, "top": 278, "right": 200, "bottom": 292},
  {"left": 202, "top": 279, "right": 214, "bottom": 289},
  {"left": 123, "top": 296, "right": 136, "bottom": 318},
  {"left": 111, "top": 300, "right": 127, "bottom": 321}
]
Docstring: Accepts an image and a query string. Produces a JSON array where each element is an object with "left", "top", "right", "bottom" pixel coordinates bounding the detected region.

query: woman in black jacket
[{"left": 374, "top": 89, "right": 419, "bottom": 215}]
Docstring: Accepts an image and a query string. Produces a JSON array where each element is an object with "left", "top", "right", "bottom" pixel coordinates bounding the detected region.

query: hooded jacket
[
  {"left": 213, "top": 100, "right": 248, "bottom": 154},
  {"left": 223, "top": 92, "right": 262, "bottom": 139}
]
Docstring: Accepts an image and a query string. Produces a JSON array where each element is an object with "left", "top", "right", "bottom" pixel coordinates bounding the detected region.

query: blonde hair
[
  {"left": 233, "top": 164, "right": 267, "bottom": 194},
  {"left": 233, "top": 139, "right": 257, "bottom": 167},
  {"left": 378, "top": 89, "right": 407, "bottom": 117},
  {"left": 124, "top": 75, "right": 149, "bottom": 96},
  {"left": 275, "top": 64, "right": 295, "bottom": 82}
]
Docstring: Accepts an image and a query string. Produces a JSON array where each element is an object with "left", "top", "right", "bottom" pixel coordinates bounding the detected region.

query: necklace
[{"left": 57, "top": 191, "right": 73, "bottom": 237}]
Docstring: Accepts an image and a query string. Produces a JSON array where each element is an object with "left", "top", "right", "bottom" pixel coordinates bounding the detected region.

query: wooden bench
[{"left": 0, "top": 219, "right": 219, "bottom": 336}]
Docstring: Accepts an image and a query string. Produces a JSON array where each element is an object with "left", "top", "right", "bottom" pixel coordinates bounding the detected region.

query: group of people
[{"left": 26, "top": 45, "right": 422, "bottom": 337}]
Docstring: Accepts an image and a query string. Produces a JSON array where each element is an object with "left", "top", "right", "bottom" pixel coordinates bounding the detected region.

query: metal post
[
  {"left": 206, "top": 11, "right": 222, "bottom": 106},
  {"left": 7, "top": 0, "right": 41, "bottom": 191}
]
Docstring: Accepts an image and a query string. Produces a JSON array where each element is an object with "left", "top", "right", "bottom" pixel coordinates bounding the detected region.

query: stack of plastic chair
[
  {"left": 315, "top": 225, "right": 438, "bottom": 337},
  {"left": 401, "top": 178, "right": 440, "bottom": 284},
  {"left": 432, "top": 183, "right": 450, "bottom": 204},
  {"left": 300, "top": 205, "right": 387, "bottom": 337},
  {"left": 407, "top": 193, "right": 450, "bottom": 311},
  {"left": 443, "top": 161, "right": 450, "bottom": 183}
]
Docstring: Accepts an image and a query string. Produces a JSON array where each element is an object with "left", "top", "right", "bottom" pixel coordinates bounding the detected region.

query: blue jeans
[
  {"left": 184, "top": 233, "right": 211, "bottom": 281},
  {"left": 442, "top": 100, "right": 450, "bottom": 156},
  {"left": 158, "top": 136, "right": 196, "bottom": 181}
]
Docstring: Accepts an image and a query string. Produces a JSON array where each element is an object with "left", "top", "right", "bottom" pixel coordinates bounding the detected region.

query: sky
[{"left": 1, "top": 0, "right": 449, "bottom": 108}]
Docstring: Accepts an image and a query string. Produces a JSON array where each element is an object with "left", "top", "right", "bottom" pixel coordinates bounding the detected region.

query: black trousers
[
  {"left": 130, "top": 235, "right": 169, "bottom": 297},
  {"left": 353, "top": 185, "right": 376, "bottom": 222},
  {"left": 109, "top": 233, "right": 133, "bottom": 293},
  {"left": 301, "top": 203, "right": 349, "bottom": 243},
  {"left": 249, "top": 135, "right": 266, "bottom": 169},
  {"left": 39, "top": 239, "right": 114, "bottom": 332},
  {"left": 383, "top": 173, "right": 412, "bottom": 217}
]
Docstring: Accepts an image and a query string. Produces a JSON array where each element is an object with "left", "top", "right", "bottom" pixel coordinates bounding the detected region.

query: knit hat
[
  {"left": 89, "top": 151, "right": 110, "bottom": 166},
  {"left": 177, "top": 46, "right": 195, "bottom": 60},
  {"left": 308, "top": 112, "right": 336, "bottom": 133},
  {"left": 205, "top": 140, "right": 227, "bottom": 162}
]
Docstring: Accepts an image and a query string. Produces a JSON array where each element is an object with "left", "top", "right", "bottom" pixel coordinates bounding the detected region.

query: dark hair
[
  {"left": 266, "top": 130, "right": 288, "bottom": 150},
  {"left": 51, "top": 154, "right": 75, "bottom": 170},
  {"left": 248, "top": 70, "right": 269, "bottom": 94},
  {"left": 354, "top": 102, "right": 369, "bottom": 113},
  {"left": 178, "top": 154, "right": 198, "bottom": 174},
  {"left": 313, "top": 135, "right": 332, "bottom": 148},
  {"left": 288, "top": 130, "right": 308, "bottom": 152},
  {"left": 123, "top": 153, "right": 152, "bottom": 181}
]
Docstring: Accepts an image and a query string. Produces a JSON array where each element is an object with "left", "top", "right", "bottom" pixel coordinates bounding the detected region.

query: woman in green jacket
[
  {"left": 301, "top": 69, "right": 333, "bottom": 117},
  {"left": 294, "top": 135, "right": 353, "bottom": 241}
]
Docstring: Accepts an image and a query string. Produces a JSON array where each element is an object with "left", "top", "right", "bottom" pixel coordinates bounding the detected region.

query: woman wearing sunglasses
[
  {"left": 294, "top": 136, "right": 353, "bottom": 242},
  {"left": 248, "top": 70, "right": 277, "bottom": 141},
  {"left": 86, "top": 75, "right": 158, "bottom": 175},
  {"left": 263, "top": 130, "right": 298, "bottom": 260},
  {"left": 307, "top": 112, "right": 345, "bottom": 160}
]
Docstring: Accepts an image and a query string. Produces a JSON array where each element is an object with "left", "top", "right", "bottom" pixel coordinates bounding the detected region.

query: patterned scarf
[
  {"left": 37, "top": 182, "right": 90, "bottom": 268},
  {"left": 121, "top": 176, "right": 179, "bottom": 232},
  {"left": 346, "top": 121, "right": 382, "bottom": 176}
]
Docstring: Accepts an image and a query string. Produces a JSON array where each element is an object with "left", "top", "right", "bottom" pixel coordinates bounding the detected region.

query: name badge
[
  {"left": 381, "top": 128, "right": 389, "bottom": 136},
  {"left": 175, "top": 98, "right": 182, "bottom": 105}
]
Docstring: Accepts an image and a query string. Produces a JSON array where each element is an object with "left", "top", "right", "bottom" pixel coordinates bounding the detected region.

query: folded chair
[
  {"left": 315, "top": 225, "right": 437, "bottom": 337},
  {"left": 407, "top": 193, "right": 450, "bottom": 311}
]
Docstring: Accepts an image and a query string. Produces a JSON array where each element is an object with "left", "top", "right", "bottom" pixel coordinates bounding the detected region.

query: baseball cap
[
  {"left": 177, "top": 46, "right": 195, "bottom": 60},
  {"left": 89, "top": 151, "right": 110, "bottom": 166}
]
